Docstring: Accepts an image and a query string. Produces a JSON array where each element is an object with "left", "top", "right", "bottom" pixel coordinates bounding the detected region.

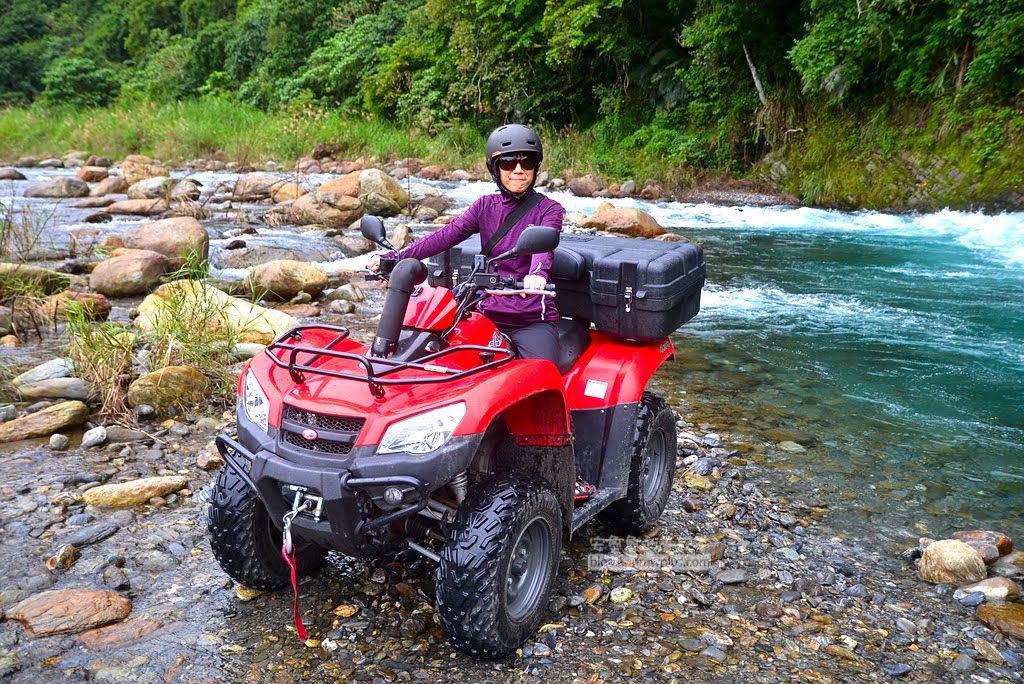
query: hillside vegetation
[{"left": 2, "top": 0, "right": 1023, "bottom": 209}]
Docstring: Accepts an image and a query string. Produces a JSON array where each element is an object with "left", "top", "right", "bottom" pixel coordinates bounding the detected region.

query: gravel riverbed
[{"left": 1, "top": 315, "right": 1021, "bottom": 684}]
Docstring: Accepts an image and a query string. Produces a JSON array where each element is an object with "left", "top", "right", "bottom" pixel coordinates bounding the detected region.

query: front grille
[
  {"left": 282, "top": 430, "right": 355, "bottom": 454},
  {"left": 283, "top": 406, "right": 366, "bottom": 432},
  {"left": 280, "top": 405, "right": 365, "bottom": 455}
]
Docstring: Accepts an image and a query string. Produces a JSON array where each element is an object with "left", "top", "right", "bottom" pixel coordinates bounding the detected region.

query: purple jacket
[{"left": 399, "top": 189, "right": 564, "bottom": 329}]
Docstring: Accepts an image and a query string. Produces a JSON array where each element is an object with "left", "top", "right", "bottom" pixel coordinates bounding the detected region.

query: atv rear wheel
[
  {"left": 206, "top": 466, "right": 326, "bottom": 589},
  {"left": 598, "top": 392, "right": 677, "bottom": 536},
  {"left": 436, "top": 478, "right": 561, "bottom": 658}
]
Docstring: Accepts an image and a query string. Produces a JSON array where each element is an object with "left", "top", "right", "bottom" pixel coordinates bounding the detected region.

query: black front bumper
[{"left": 216, "top": 416, "right": 482, "bottom": 557}]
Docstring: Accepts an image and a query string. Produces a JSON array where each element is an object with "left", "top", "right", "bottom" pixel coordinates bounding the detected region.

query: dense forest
[{"left": 2, "top": 0, "right": 1023, "bottom": 207}]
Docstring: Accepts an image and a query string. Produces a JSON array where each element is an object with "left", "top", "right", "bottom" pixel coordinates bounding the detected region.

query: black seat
[{"left": 554, "top": 318, "right": 591, "bottom": 374}]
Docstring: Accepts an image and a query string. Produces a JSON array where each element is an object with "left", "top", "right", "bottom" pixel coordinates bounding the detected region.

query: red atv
[{"left": 207, "top": 216, "right": 705, "bottom": 658}]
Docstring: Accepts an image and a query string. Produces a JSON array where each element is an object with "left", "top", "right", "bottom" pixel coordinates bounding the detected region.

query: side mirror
[
  {"left": 515, "top": 225, "right": 560, "bottom": 255},
  {"left": 360, "top": 215, "right": 397, "bottom": 251},
  {"left": 491, "top": 225, "right": 560, "bottom": 263}
]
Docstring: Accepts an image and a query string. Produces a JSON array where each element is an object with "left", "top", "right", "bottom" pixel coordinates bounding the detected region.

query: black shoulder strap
[{"left": 482, "top": 192, "right": 544, "bottom": 256}]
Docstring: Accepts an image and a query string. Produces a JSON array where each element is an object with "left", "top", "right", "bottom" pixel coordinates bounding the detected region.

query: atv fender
[{"left": 562, "top": 332, "right": 674, "bottom": 409}]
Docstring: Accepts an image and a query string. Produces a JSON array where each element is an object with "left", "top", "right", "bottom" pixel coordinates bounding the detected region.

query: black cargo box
[{"left": 424, "top": 232, "right": 706, "bottom": 341}]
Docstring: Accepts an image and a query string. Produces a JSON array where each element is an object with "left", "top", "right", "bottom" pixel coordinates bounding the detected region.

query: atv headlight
[
  {"left": 378, "top": 403, "right": 466, "bottom": 455},
  {"left": 242, "top": 370, "right": 270, "bottom": 432}
]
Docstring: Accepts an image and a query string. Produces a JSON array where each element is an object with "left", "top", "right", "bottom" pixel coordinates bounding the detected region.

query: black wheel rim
[
  {"left": 641, "top": 427, "right": 669, "bottom": 502},
  {"left": 506, "top": 516, "right": 551, "bottom": 621}
]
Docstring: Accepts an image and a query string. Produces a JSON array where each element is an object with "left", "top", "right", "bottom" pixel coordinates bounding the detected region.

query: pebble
[
  {"left": 49, "top": 433, "right": 70, "bottom": 450},
  {"left": 715, "top": 569, "right": 747, "bottom": 585},
  {"left": 81, "top": 425, "right": 107, "bottom": 448},
  {"left": 879, "top": 662, "right": 913, "bottom": 677},
  {"left": 956, "top": 591, "right": 985, "bottom": 607}
]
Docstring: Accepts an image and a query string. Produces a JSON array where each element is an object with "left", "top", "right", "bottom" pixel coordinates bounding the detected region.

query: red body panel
[
  {"left": 561, "top": 332, "right": 673, "bottom": 409},
  {"left": 403, "top": 285, "right": 458, "bottom": 331}
]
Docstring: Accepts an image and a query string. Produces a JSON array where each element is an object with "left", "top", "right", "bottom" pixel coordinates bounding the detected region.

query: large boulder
[
  {"left": 917, "top": 539, "right": 988, "bottom": 585},
  {"left": 271, "top": 181, "right": 308, "bottom": 203},
  {"left": 89, "top": 250, "right": 171, "bottom": 296},
  {"left": 568, "top": 174, "right": 606, "bottom": 198},
  {"left": 359, "top": 168, "right": 409, "bottom": 216},
  {"left": 218, "top": 246, "right": 303, "bottom": 269},
  {"left": 121, "top": 217, "right": 209, "bottom": 266},
  {"left": 126, "top": 367, "right": 208, "bottom": 415},
  {"left": 24, "top": 177, "right": 90, "bottom": 198},
  {"left": 315, "top": 172, "right": 361, "bottom": 202},
  {"left": 76, "top": 166, "right": 109, "bottom": 182},
  {"left": 578, "top": 201, "right": 666, "bottom": 238},
  {"left": 233, "top": 172, "right": 283, "bottom": 201},
  {"left": 0, "top": 167, "right": 27, "bottom": 181},
  {"left": 127, "top": 177, "right": 201, "bottom": 202},
  {"left": 135, "top": 280, "right": 298, "bottom": 345},
  {"left": 90, "top": 175, "right": 129, "bottom": 196},
  {"left": 284, "top": 193, "right": 363, "bottom": 227},
  {"left": 245, "top": 259, "right": 329, "bottom": 301},
  {"left": 120, "top": 155, "right": 168, "bottom": 185}
]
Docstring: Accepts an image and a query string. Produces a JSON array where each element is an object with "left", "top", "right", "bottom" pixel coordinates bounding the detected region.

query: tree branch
[{"left": 743, "top": 43, "right": 767, "bottom": 106}]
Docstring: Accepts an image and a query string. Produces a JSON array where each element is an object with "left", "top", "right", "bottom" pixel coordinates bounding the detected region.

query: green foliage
[{"left": 40, "top": 57, "right": 121, "bottom": 107}]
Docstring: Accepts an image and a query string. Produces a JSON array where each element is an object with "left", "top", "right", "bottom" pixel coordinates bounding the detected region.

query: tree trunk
[{"left": 743, "top": 43, "right": 767, "bottom": 106}]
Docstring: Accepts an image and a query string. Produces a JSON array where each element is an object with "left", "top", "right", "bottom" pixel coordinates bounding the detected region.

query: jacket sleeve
[{"left": 399, "top": 201, "right": 481, "bottom": 261}]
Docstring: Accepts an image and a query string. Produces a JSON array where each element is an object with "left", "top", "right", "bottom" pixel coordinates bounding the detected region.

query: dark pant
[{"left": 500, "top": 321, "right": 560, "bottom": 365}]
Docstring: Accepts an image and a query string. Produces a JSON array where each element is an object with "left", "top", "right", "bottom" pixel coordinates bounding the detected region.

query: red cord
[{"left": 282, "top": 543, "right": 308, "bottom": 641}]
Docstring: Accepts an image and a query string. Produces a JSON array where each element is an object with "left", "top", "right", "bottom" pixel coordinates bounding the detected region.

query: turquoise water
[{"left": 656, "top": 205, "right": 1024, "bottom": 545}]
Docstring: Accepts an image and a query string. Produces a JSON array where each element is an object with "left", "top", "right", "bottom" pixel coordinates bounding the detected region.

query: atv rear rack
[{"left": 265, "top": 324, "right": 515, "bottom": 397}]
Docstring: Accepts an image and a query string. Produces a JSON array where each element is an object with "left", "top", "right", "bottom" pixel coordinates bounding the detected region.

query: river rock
[
  {"left": 16, "top": 377, "right": 95, "bottom": 401},
  {"left": 0, "top": 400, "right": 89, "bottom": 443},
  {"left": 135, "top": 280, "right": 299, "bottom": 345},
  {"left": 89, "top": 250, "right": 171, "bottom": 296},
  {"left": 105, "top": 198, "right": 169, "bottom": 216},
  {"left": 122, "top": 216, "right": 210, "bottom": 265},
  {"left": 917, "top": 539, "right": 987, "bottom": 585},
  {"left": 568, "top": 174, "right": 605, "bottom": 197},
  {"left": 953, "top": 530, "right": 1014, "bottom": 557},
  {"left": 127, "top": 176, "right": 201, "bottom": 202},
  {"left": 218, "top": 246, "right": 301, "bottom": 269},
  {"left": 45, "top": 544, "right": 81, "bottom": 572},
  {"left": 989, "top": 551, "right": 1024, "bottom": 578},
  {"left": 10, "top": 589, "right": 132, "bottom": 637},
  {"left": 0, "top": 167, "right": 26, "bottom": 180},
  {"left": 120, "top": 155, "right": 168, "bottom": 185},
  {"left": 81, "top": 425, "right": 108, "bottom": 448},
  {"left": 126, "top": 366, "right": 209, "bottom": 414},
  {"left": 40, "top": 290, "right": 112, "bottom": 321},
  {"left": 976, "top": 602, "right": 1024, "bottom": 640},
  {"left": 89, "top": 175, "right": 129, "bottom": 196},
  {"left": 271, "top": 181, "right": 307, "bottom": 203},
  {"left": 0, "top": 263, "right": 78, "bottom": 299},
  {"left": 316, "top": 172, "right": 360, "bottom": 201},
  {"left": 359, "top": 168, "right": 409, "bottom": 216},
  {"left": 11, "top": 358, "right": 74, "bottom": 387},
  {"left": 955, "top": 577, "right": 1021, "bottom": 602},
  {"left": 233, "top": 172, "right": 282, "bottom": 201},
  {"left": 245, "top": 259, "right": 329, "bottom": 301},
  {"left": 332, "top": 235, "right": 376, "bottom": 257},
  {"left": 82, "top": 475, "right": 189, "bottom": 506},
  {"left": 286, "top": 193, "right": 363, "bottom": 227},
  {"left": 578, "top": 202, "right": 666, "bottom": 238},
  {"left": 76, "top": 166, "right": 109, "bottom": 182},
  {"left": 24, "top": 177, "right": 90, "bottom": 198},
  {"left": 68, "top": 196, "right": 114, "bottom": 209},
  {"left": 74, "top": 619, "right": 162, "bottom": 650}
]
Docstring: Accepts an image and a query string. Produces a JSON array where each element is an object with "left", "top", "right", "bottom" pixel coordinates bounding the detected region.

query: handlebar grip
[{"left": 512, "top": 280, "right": 556, "bottom": 291}]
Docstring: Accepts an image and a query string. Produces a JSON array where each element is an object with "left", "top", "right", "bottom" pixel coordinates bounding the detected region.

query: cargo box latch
[{"left": 624, "top": 286, "right": 633, "bottom": 313}]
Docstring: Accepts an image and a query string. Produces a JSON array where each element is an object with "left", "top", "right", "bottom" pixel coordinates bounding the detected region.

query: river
[{"left": 4, "top": 168, "right": 1023, "bottom": 552}]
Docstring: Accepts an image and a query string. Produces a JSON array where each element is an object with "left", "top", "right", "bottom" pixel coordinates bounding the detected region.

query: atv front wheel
[
  {"left": 436, "top": 478, "right": 562, "bottom": 658},
  {"left": 206, "top": 466, "right": 326, "bottom": 589},
  {"left": 598, "top": 392, "right": 677, "bottom": 536}
]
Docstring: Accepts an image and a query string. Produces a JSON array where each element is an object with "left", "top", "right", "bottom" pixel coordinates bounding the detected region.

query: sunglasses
[{"left": 495, "top": 154, "right": 538, "bottom": 172}]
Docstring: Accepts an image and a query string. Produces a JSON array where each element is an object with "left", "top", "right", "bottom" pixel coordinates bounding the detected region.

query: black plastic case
[{"left": 425, "top": 232, "right": 706, "bottom": 341}]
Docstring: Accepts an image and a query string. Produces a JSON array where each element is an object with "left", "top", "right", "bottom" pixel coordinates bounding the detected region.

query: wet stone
[{"left": 879, "top": 662, "right": 913, "bottom": 677}]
